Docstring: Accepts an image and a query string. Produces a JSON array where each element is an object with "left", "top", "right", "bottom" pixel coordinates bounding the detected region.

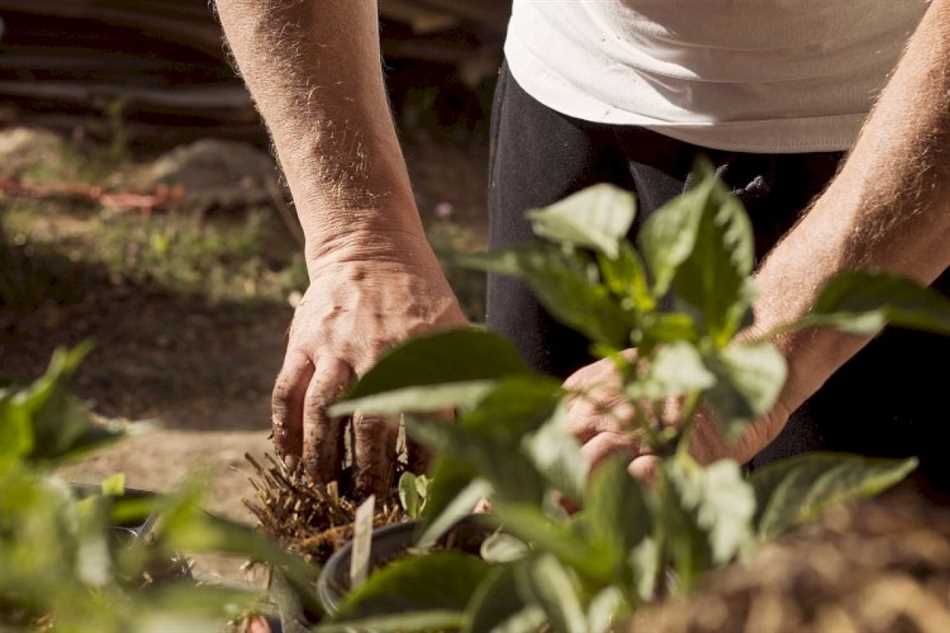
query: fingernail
[{"left": 283, "top": 454, "right": 299, "bottom": 471}]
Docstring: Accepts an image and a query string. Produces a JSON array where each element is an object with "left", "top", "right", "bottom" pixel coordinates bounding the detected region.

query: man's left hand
[{"left": 562, "top": 351, "right": 792, "bottom": 481}]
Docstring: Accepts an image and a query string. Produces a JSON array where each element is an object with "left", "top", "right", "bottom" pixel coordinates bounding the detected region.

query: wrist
[
  {"left": 745, "top": 272, "right": 865, "bottom": 417},
  {"left": 303, "top": 223, "right": 445, "bottom": 281},
  {"left": 297, "top": 193, "right": 433, "bottom": 267}
]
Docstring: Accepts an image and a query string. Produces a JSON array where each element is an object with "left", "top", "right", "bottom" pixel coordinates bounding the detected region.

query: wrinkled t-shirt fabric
[{"left": 504, "top": 1, "right": 930, "bottom": 152}]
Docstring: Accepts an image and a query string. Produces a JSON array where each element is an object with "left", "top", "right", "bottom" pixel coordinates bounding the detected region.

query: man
[{"left": 214, "top": 1, "right": 950, "bottom": 497}]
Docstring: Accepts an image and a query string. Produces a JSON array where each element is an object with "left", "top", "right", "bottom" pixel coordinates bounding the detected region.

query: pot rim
[{"left": 316, "top": 520, "right": 420, "bottom": 615}]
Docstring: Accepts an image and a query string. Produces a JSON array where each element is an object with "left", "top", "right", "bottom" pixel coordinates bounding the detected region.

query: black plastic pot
[
  {"left": 315, "top": 516, "right": 492, "bottom": 616},
  {"left": 71, "top": 483, "right": 160, "bottom": 540},
  {"left": 72, "top": 483, "right": 198, "bottom": 588}
]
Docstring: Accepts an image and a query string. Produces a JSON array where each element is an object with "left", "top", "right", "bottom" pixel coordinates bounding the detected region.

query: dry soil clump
[{"left": 632, "top": 489, "right": 950, "bottom": 633}]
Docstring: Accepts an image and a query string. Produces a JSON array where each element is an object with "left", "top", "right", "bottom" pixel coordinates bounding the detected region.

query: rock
[
  {"left": 0, "top": 127, "right": 68, "bottom": 179},
  {"left": 133, "top": 139, "right": 279, "bottom": 212}
]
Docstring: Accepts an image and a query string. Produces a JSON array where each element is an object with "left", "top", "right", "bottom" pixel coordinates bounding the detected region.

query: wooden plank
[
  {"left": 380, "top": 0, "right": 460, "bottom": 33},
  {"left": 0, "top": 1, "right": 224, "bottom": 59},
  {"left": 410, "top": 0, "right": 510, "bottom": 30},
  {"left": 0, "top": 81, "right": 254, "bottom": 118},
  {"left": 0, "top": 111, "right": 267, "bottom": 143}
]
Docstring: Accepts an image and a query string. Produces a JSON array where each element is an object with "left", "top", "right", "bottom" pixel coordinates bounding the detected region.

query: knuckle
[
  {"left": 273, "top": 370, "right": 296, "bottom": 400},
  {"left": 271, "top": 380, "right": 293, "bottom": 409},
  {"left": 303, "top": 392, "right": 329, "bottom": 418},
  {"left": 564, "top": 370, "right": 591, "bottom": 389},
  {"left": 353, "top": 414, "right": 389, "bottom": 435},
  {"left": 565, "top": 412, "right": 591, "bottom": 434},
  {"left": 271, "top": 423, "right": 289, "bottom": 448},
  {"left": 368, "top": 337, "right": 391, "bottom": 358},
  {"left": 272, "top": 390, "right": 293, "bottom": 422}
]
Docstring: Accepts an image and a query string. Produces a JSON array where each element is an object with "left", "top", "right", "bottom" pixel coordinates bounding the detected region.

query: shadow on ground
[{"left": 1, "top": 242, "right": 289, "bottom": 432}]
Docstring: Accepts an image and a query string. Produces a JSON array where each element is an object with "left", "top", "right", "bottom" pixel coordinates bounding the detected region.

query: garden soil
[
  {"left": 632, "top": 487, "right": 950, "bottom": 633},
  {"left": 1, "top": 128, "right": 488, "bottom": 586}
]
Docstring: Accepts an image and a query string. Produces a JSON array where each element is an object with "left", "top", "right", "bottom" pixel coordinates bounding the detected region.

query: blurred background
[{"left": 0, "top": 0, "right": 508, "bottom": 573}]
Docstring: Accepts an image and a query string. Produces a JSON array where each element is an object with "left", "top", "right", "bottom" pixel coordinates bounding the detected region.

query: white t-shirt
[{"left": 504, "top": 1, "right": 929, "bottom": 153}]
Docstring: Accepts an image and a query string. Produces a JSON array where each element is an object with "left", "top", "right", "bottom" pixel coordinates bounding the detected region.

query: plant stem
[
  {"left": 675, "top": 391, "right": 702, "bottom": 460},
  {"left": 633, "top": 400, "right": 663, "bottom": 452}
]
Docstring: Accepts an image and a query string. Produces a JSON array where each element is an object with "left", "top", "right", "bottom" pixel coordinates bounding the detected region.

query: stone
[
  {"left": 133, "top": 139, "right": 279, "bottom": 212},
  {"left": 0, "top": 127, "right": 68, "bottom": 179}
]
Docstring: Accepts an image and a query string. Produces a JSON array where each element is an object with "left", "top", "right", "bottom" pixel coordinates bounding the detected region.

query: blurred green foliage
[
  {"left": 319, "top": 162, "right": 948, "bottom": 633},
  {"left": 0, "top": 345, "right": 322, "bottom": 632}
]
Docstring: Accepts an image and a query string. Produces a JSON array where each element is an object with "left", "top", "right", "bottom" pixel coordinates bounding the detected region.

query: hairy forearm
[
  {"left": 214, "top": 0, "right": 423, "bottom": 265},
  {"left": 753, "top": 0, "right": 950, "bottom": 408}
]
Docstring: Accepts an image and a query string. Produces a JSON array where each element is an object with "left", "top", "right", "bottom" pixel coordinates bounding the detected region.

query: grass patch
[
  {"left": 2, "top": 132, "right": 488, "bottom": 319},
  {"left": 92, "top": 209, "right": 308, "bottom": 304},
  {"left": 1, "top": 200, "right": 308, "bottom": 310}
]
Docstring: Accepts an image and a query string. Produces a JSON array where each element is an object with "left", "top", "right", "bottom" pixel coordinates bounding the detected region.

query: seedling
[{"left": 320, "top": 161, "right": 950, "bottom": 633}]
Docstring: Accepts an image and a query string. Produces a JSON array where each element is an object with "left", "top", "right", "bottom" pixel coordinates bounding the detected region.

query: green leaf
[
  {"left": 100, "top": 473, "right": 126, "bottom": 497},
  {"left": 417, "top": 478, "right": 492, "bottom": 550},
  {"left": 628, "top": 538, "right": 660, "bottom": 601},
  {"left": 704, "top": 340, "right": 787, "bottom": 439},
  {"left": 692, "top": 461, "right": 756, "bottom": 563},
  {"left": 638, "top": 170, "right": 714, "bottom": 297},
  {"left": 488, "top": 608, "right": 548, "bottom": 633},
  {"left": 639, "top": 312, "right": 699, "bottom": 348},
  {"left": 670, "top": 165, "right": 755, "bottom": 345},
  {"left": 422, "top": 458, "right": 478, "bottom": 524},
  {"left": 74, "top": 493, "right": 112, "bottom": 587},
  {"left": 459, "top": 247, "right": 632, "bottom": 348},
  {"left": 627, "top": 342, "right": 715, "bottom": 401},
  {"left": 138, "top": 584, "right": 260, "bottom": 620},
  {"left": 598, "top": 244, "right": 655, "bottom": 313},
  {"left": 751, "top": 453, "right": 918, "bottom": 540},
  {"left": 516, "top": 555, "right": 586, "bottom": 633},
  {"left": 338, "top": 329, "right": 531, "bottom": 404},
  {"left": 152, "top": 477, "right": 321, "bottom": 614},
  {"left": 461, "top": 376, "right": 563, "bottom": 442},
  {"left": 798, "top": 271, "right": 950, "bottom": 336},
  {"left": 49, "top": 418, "right": 128, "bottom": 465},
  {"left": 332, "top": 381, "right": 497, "bottom": 417},
  {"left": 5, "top": 343, "right": 128, "bottom": 465},
  {"left": 318, "top": 610, "right": 466, "bottom": 633},
  {"left": 521, "top": 407, "right": 586, "bottom": 503},
  {"left": 492, "top": 504, "right": 611, "bottom": 582},
  {"left": 528, "top": 184, "right": 637, "bottom": 258},
  {"left": 465, "top": 565, "right": 528, "bottom": 633},
  {"left": 584, "top": 458, "right": 653, "bottom": 582},
  {"left": 658, "top": 458, "right": 755, "bottom": 589},
  {"left": 587, "top": 587, "right": 629, "bottom": 633},
  {"left": 415, "top": 474, "right": 431, "bottom": 499},
  {"left": 407, "top": 377, "right": 561, "bottom": 529},
  {"left": 479, "top": 533, "right": 530, "bottom": 564},
  {"left": 0, "top": 396, "right": 33, "bottom": 461},
  {"left": 400, "top": 472, "right": 424, "bottom": 519},
  {"left": 408, "top": 416, "right": 545, "bottom": 505},
  {"left": 270, "top": 567, "right": 311, "bottom": 633},
  {"left": 333, "top": 552, "right": 491, "bottom": 622},
  {"left": 110, "top": 494, "right": 157, "bottom": 527}
]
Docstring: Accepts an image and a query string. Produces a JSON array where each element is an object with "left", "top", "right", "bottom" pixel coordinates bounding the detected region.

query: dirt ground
[
  {"left": 633, "top": 488, "right": 950, "bottom": 633},
  {"left": 1, "top": 126, "right": 489, "bottom": 584}
]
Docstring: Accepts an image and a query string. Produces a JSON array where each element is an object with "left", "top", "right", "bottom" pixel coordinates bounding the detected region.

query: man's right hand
[
  {"left": 214, "top": 0, "right": 468, "bottom": 497},
  {"left": 271, "top": 232, "right": 467, "bottom": 498}
]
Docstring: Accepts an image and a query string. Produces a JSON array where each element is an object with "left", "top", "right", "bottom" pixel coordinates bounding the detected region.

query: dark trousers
[{"left": 486, "top": 64, "right": 950, "bottom": 489}]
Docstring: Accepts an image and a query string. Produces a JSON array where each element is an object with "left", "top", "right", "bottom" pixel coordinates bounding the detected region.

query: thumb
[{"left": 628, "top": 455, "right": 660, "bottom": 484}]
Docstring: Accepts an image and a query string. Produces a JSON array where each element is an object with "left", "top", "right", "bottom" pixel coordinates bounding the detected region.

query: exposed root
[{"left": 243, "top": 453, "right": 406, "bottom": 566}]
